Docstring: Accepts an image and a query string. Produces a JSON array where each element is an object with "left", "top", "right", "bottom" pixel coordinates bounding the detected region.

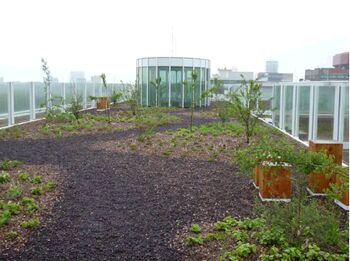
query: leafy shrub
[
  {"left": 223, "top": 242, "right": 257, "bottom": 259},
  {"left": 190, "top": 224, "right": 201, "bottom": 234},
  {"left": 0, "top": 160, "right": 22, "bottom": 170},
  {"left": 6, "top": 231, "right": 18, "bottom": 240},
  {"left": 31, "top": 175, "right": 42, "bottom": 184},
  {"left": 0, "top": 210, "right": 11, "bottom": 226},
  {"left": 21, "top": 197, "right": 38, "bottom": 215},
  {"left": 0, "top": 171, "right": 10, "bottom": 183},
  {"left": 7, "top": 186, "right": 22, "bottom": 199},
  {"left": 43, "top": 181, "right": 56, "bottom": 192},
  {"left": 186, "top": 236, "right": 203, "bottom": 247},
  {"left": 31, "top": 187, "right": 42, "bottom": 195},
  {"left": 18, "top": 172, "right": 30, "bottom": 182},
  {"left": 2, "top": 202, "right": 21, "bottom": 215},
  {"left": 21, "top": 218, "right": 40, "bottom": 229}
]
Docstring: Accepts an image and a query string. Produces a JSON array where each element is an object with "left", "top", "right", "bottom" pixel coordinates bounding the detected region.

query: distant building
[
  {"left": 212, "top": 68, "right": 254, "bottom": 94},
  {"left": 257, "top": 60, "right": 293, "bottom": 82},
  {"left": 256, "top": 72, "right": 293, "bottom": 82},
  {"left": 70, "top": 71, "right": 86, "bottom": 83},
  {"left": 90, "top": 75, "right": 102, "bottom": 84},
  {"left": 333, "top": 52, "right": 349, "bottom": 70},
  {"left": 0, "top": 77, "right": 3, "bottom": 83},
  {"left": 266, "top": 60, "right": 278, "bottom": 73},
  {"left": 305, "top": 52, "right": 349, "bottom": 81}
]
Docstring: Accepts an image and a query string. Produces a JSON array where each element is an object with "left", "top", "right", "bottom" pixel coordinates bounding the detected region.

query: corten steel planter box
[
  {"left": 307, "top": 140, "right": 343, "bottom": 196},
  {"left": 253, "top": 165, "right": 261, "bottom": 189},
  {"left": 96, "top": 97, "right": 109, "bottom": 111},
  {"left": 258, "top": 162, "right": 292, "bottom": 202},
  {"left": 334, "top": 171, "right": 349, "bottom": 211}
]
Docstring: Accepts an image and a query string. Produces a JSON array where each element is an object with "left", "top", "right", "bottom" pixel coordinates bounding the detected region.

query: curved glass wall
[{"left": 136, "top": 57, "right": 210, "bottom": 107}]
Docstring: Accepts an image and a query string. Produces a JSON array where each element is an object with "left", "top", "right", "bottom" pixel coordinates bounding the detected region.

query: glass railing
[{"left": 0, "top": 82, "right": 126, "bottom": 128}]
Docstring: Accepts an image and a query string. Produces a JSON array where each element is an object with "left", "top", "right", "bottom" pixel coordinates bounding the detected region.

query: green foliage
[
  {"left": 186, "top": 236, "right": 203, "bottom": 247},
  {"left": 2, "top": 202, "right": 21, "bottom": 215},
  {"left": 0, "top": 171, "right": 10, "bottom": 183},
  {"left": 21, "top": 218, "right": 40, "bottom": 229},
  {"left": 260, "top": 200, "right": 348, "bottom": 252},
  {"left": 227, "top": 76, "right": 268, "bottom": 144},
  {"left": 31, "top": 175, "right": 43, "bottom": 184},
  {"left": 0, "top": 126, "right": 22, "bottom": 139},
  {"left": 66, "top": 95, "right": 83, "bottom": 120},
  {"left": 233, "top": 137, "right": 296, "bottom": 176},
  {"left": 7, "top": 186, "right": 22, "bottom": 199},
  {"left": 0, "top": 210, "right": 11, "bottom": 226},
  {"left": 215, "top": 101, "right": 234, "bottom": 123},
  {"left": 21, "top": 197, "right": 38, "bottom": 215},
  {"left": 43, "top": 181, "right": 57, "bottom": 192},
  {"left": 183, "top": 70, "right": 198, "bottom": 132},
  {"left": 18, "top": 172, "right": 30, "bottom": 182},
  {"left": 232, "top": 230, "right": 248, "bottom": 242},
  {"left": 126, "top": 83, "right": 140, "bottom": 116},
  {"left": 110, "top": 90, "right": 123, "bottom": 105},
  {"left": 222, "top": 243, "right": 257, "bottom": 259},
  {"left": 0, "top": 160, "right": 22, "bottom": 170},
  {"left": 6, "top": 231, "right": 19, "bottom": 240},
  {"left": 254, "top": 226, "right": 287, "bottom": 246},
  {"left": 150, "top": 77, "right": 161, "bottom": 107},
  {"left": 31, "top": 187, "right": 42, "bottom": 195},
  {"left": 190, "top": 224, "right": 202, "bottom": 233}
]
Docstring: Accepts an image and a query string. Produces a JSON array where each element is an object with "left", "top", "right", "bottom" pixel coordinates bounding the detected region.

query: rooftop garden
[{"left": 0, "top": 73, "right": 348, "bottom": 260}]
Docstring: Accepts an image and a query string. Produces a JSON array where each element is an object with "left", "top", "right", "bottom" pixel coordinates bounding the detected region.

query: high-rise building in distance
[
  {"left": 70, "top": 71, "right": 86, "bottom": 83},
  {"left": 266, "top": 60, "right": 278, "bottom": 73}
]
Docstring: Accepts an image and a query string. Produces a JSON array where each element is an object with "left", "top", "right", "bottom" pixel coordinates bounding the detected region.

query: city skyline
[{"left": 0, "top": 0, "right": 349, "bottom": 83}]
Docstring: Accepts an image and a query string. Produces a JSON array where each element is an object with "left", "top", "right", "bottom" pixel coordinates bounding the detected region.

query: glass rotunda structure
[{"left": 136, "top": 57, "right": 211, "bottom": 107}]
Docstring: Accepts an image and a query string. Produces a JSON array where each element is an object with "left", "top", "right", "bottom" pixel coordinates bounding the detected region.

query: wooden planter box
[
  {"left": 97, "top": 97, "right": 108, "bottom": 110},
  {"left": 334, "top": 171, "right": 349, "bottom": 211},
  {"left": 307, "top": 140, "right": 343, "bottom": 196},
  {"left": 253, "top": 165, "right": 261, "bottom": 189},
  {"left": 258, "top": 162, "right": 292, "bottom": 202}
]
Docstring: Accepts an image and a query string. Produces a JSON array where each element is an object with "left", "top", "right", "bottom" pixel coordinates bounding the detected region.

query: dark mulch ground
[{"left": 0, "top": 116, "right": 255, "bottom": 261}]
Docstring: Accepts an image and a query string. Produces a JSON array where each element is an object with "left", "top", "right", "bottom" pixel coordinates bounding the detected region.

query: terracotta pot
[
  {"left": 97, "top": 97, "right": 108, "bottom": 110},
  {"left": 335, "top": 172, "right": 349, "bottom": 207},
  {"left": 308, "top": 140, "right": 343, "bottom": 194},
  {"left": 259, "top": 161, "right": 292, "bottom": 201}
]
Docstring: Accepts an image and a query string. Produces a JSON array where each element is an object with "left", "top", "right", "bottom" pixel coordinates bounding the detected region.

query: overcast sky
[{"left": 0, "top": 0, "right": 349, "bottom": 82}]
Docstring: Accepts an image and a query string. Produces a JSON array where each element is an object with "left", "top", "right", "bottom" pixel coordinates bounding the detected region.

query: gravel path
[{"left": 0, "top": 118, "right": 254, "bottom": 261}]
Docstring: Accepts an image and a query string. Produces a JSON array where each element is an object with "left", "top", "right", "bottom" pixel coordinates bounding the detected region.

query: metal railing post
[
  {"left": 30, "top": 82, "right": 36, "bottom": 120},
  {"left": 8, "top": 82, "right": 15, "bottom": 126},
  {"left": 84, "top": 82, "right": 87, "bottom": 109},
  {"left": 62, "top": 83, "right": 66, "bottom": 109},
  {"left": 333, "top": 85, "right": 340, "bottom": 140}
]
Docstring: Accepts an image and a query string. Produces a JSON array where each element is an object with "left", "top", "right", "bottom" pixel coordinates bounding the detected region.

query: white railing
[
  {"left": 0, "top": 82, "right": 126, "bottom": 129},
  {"left": 269, "top": 81, "right": 349, "bottom": 149}
]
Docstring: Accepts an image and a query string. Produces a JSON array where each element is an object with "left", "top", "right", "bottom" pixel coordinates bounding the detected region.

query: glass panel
[
  {"left": 184, "top": 68, "right": 193, "bottom": 107},
  {"left": 157, "top": 58, "right": 169, "bottom": 67},
  {"left": 142, "top": 67, "right": 148, "bottom": 106},
  {"left": 317, "top": 86, "right": 335, "bottom": 140},
  {"left": 344, "top": 87, "right": 349, "bottom": 142},
  {"left": 148, "top": 67, "right": 156, "bottom": 106},
  {"left": 298, "top": 86, "right": 311, "bottom": 141},
  {"left": 273, "top": 86, "right": 281, "bottom": 126},
  {"left": 14, "top": 83, "right": 30, "bottom": 123},
  {"left": 148, "top": 58, "right": 156, "bottom": 67},
  {"left": 0, "top": 84, "right": 8, "bottom": 127},
  {"left": 201, "top": 68, "right": 206, "bottom": 107},
  {"left": 158, "top": 67, "right": 169, "bottom": 107},
  {"left": 194, "top": 68, "right": 200, "bottom": 106},
  {"left": 170, "top": 67, "right": 182, "bottom": 107},
  {"left": 284, "top": 86, "right": 294, "bottom": 134}
]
